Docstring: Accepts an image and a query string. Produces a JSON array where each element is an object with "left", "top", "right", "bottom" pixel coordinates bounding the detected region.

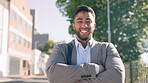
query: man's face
[{"left": 72, "top": 12, "right": 96, "bottom": 41}]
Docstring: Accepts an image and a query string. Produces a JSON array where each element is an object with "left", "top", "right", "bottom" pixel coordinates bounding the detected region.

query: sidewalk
[
  {"left": 0, "top": 77, "right": 13, "bottom": 82},
  {"left": 0, "top": 75, "right": 48, "bottom": 82}
]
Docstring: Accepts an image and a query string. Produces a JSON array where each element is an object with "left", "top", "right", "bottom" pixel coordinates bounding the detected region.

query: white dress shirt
[{"left": 75, "top": 38, "right": 99, "bottom": 74}]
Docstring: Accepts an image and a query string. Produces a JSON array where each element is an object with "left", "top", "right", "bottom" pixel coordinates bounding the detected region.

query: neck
[{"left": 76, "top": 37, "right": 90, "bottom": 48}]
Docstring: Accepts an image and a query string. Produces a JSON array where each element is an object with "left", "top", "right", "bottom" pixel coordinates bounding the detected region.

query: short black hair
[{"left": 72, "top": 5, "right": 96, "bottom": 21}]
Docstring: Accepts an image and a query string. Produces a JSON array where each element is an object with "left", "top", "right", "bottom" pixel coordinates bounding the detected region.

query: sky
[
  {"left": 27, "top": 0, "right": 148, "bottom": 64},
  {"left": 27, "top": 0, "right": 73, "bottom": 42},
  {"left": 141, "top": 53, "right": 148, "bottom": 65}
]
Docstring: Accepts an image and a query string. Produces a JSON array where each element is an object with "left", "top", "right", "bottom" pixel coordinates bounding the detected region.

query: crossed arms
[{"left": 46, "top": 43, "right": 125, "bottom": 83}]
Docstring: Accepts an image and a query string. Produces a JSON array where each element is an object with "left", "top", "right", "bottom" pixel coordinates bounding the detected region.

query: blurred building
[
  {"left": 30, "top": 9, "right": 49, "bottom": 49},
  {"left": 0, "top": 0, "right": 51, "bottom": 77},
  {"left": 0, "top": 0, "right": 32, "bottom": 77},
  {"left": 30, "top": 9, "right": 49, "bottom": 76},
  {"left": 32, "top": 33, "right": 49, "bottom": 49},
  {"left": 33, "top": 49, "right": 49, "bottom": 75},
  {"left": 0, "top": 0, "right": 9, "bottom": 77}
]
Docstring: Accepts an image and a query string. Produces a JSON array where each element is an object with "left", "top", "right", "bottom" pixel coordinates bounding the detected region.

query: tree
[
  {"left": 56, "top": 0, "right": 148, "bottom": 62},
  {"left": 39, "top": 41, "right": 55, "bottom": 55}
]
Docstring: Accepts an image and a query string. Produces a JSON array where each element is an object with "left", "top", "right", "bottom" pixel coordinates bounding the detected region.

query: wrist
[
  {"left": 99, "top": 65, "right": 105, "bottom": 73},
  {"left": 94, "top": 64, "right": 99, "bottom": 74}
]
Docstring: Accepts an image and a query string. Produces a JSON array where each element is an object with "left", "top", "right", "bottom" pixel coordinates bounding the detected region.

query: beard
[{"left": 75, "top": 28, "right": 92, "bottom": 41}]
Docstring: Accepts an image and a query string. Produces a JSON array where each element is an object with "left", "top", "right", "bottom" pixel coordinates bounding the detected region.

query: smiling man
[
  {"left": 72, "top": 8, "right": 96, "bottom": 47},
  {"left": 46, "top": 5, "right": 125, "bottom": 83}
]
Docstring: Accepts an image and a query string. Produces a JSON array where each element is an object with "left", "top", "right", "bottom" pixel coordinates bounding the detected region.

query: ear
[
  {"left": 72, "top": 23, "right": 75, "bottom": 30},
  {"left": 94, "top": 23, "right": 96, "bottom": 27},
  {"left": 93, "top": 23, "right": 96, "bottom": 30}
]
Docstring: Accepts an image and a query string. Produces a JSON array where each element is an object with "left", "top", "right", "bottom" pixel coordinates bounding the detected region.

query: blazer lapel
[
  {"left": 71, "top": 40, "right": 77, "bottom": 65},
  {"left": 72, "top": 48, "right": 77, "bottom": 65},
  {"left": 70, "top": 39, "right": 100, "bottom": 65},
  {"left": 91, "top": 40, "right": 99, "bottom": 63}
]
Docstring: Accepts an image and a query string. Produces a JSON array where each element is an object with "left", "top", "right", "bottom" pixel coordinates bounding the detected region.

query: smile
[{"left": 80, "top": 28, "right": 90, "bottom": 33}]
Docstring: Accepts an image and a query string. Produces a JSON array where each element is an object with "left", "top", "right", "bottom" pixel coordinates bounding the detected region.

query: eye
[
  {"left": 86, "top": 20, "right": 92, "bottom": 24},
  {"left": 77, "top": 21, "right": 82, "bottom": 23}
]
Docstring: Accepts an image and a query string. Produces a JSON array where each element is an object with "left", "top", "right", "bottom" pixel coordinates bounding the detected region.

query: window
[
  {"left": 10, "top": 32, "right": 16, "bottom": 42},
  {"left": 0, "top": 30, "right": 2, "bottom": 53},
  {"left": 23, "top": 60, "right": 27, "bottom": 68},
  {"left": 0, "top": 7, "right": 2, "bottom": 53},
  {"left": 23, "top": 21, "right": 27, "bottom": 29},
  {"left": 27, "top": 24, "right": 30, "bottom": 32},
  {"left": 23, "top": 39, "right": 26, "bottom": 47},
  {"left": 0, "top": 7, "right": 2, "bottom": 24},
  {"left": 16, "top": 35, "right": 21, "bottom": 44},
  {"left": 28, "top": 41, "right": 30, "bottom": 48},
  {"left": 0, "top": 7, "right": 3, "bottom": 53},
  {"left": 18, "top": 16, "right": 22, "bottom": 26},
  {"left": 18, "top": 36, "right": 21, "bottom": 44},
  {"left": 11, "top": 10, "right": 16, "bottom": 21}
]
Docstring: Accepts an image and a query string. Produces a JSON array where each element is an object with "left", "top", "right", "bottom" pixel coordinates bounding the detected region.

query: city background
[{"left": 0, "top": 0, "right": 147, "bottom": 83}]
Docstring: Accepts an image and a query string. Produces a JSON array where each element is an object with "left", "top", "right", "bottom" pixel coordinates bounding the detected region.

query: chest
[{"left": 76, "top": 46, "right": 91, "bottom": 65}]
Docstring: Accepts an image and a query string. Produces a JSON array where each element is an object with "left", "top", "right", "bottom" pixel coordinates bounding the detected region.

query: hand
[
  {"left": 99, "top": 65, "right": 105, "bottom": 73},
  {"left": 75, "top": 81, "right": 78, "bottom": 83}
]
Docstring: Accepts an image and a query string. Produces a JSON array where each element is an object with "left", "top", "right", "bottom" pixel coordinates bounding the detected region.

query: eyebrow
[
  {"left": 86, "top": 18, "right": 91, "bottom": 20},
  {"left": 76, "top": 18, "right": 91, "bottom": 20},
  {"left": 76, "top": 18, "right": 83, "bottom": 20}
]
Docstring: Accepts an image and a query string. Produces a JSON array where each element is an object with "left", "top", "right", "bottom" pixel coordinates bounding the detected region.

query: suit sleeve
[
  {"left": 78, "top": 43, "right": 125, "bottom": 83},
  {"left": 45, "top": 44, "right": 97, "bottom": 83}
]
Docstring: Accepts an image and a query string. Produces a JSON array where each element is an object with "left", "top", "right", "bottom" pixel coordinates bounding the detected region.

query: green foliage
[
  {"left": 56, "top": 0, "right": 148, "bottom": 62},
  {"left": 39, "top": 41, "right": 55, "bottom": 56}
]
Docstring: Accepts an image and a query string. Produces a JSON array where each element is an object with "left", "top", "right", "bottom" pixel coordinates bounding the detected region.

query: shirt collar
[{"left": 75, "top": 38, "right": 94, "bottom": 47}]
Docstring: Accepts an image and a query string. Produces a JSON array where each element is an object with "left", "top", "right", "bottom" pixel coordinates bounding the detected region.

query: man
[{"left": 46, "top": 5, "right": 125, "bottom": 83}]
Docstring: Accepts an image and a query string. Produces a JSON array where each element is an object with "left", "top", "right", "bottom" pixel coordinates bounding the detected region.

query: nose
[{"left": 81, "top": 22, "right": 88, "bottom": 28}]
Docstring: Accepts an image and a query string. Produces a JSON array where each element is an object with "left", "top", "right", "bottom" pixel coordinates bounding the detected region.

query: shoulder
[
  {"left": 94, "top": 40, "right": 111, "bottom": 47},
  {"left": 95, "top": 41, "right": 119, "bottom": 56},
  {"left": 97, "top": 42, "right": 110, "bottom": 45},
  {"left": 94, "top": 41, "right": 116, "bottom": 50},
  {"left": 54, "top": 43, "right": 67, "bottom": 50},
  {"left": 54, "top": 40, "right": 75, "bottom": 49}
]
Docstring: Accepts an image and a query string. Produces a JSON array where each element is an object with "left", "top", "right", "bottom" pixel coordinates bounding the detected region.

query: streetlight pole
[{"left": 107, "top": 0, "right": 111, "bottom": 42}]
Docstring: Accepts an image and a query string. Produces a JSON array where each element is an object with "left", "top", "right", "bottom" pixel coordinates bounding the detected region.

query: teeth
[
  {"left": 81, "top": 30, "right": 87, "bottom": 33},
  {"left": 80, "top": 28, "right": 89, "bottom": 33}
]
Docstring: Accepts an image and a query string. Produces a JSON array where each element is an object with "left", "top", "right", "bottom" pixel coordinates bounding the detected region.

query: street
[{"left": 0, "top": 76, "right": 50, "bottom": 83}]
